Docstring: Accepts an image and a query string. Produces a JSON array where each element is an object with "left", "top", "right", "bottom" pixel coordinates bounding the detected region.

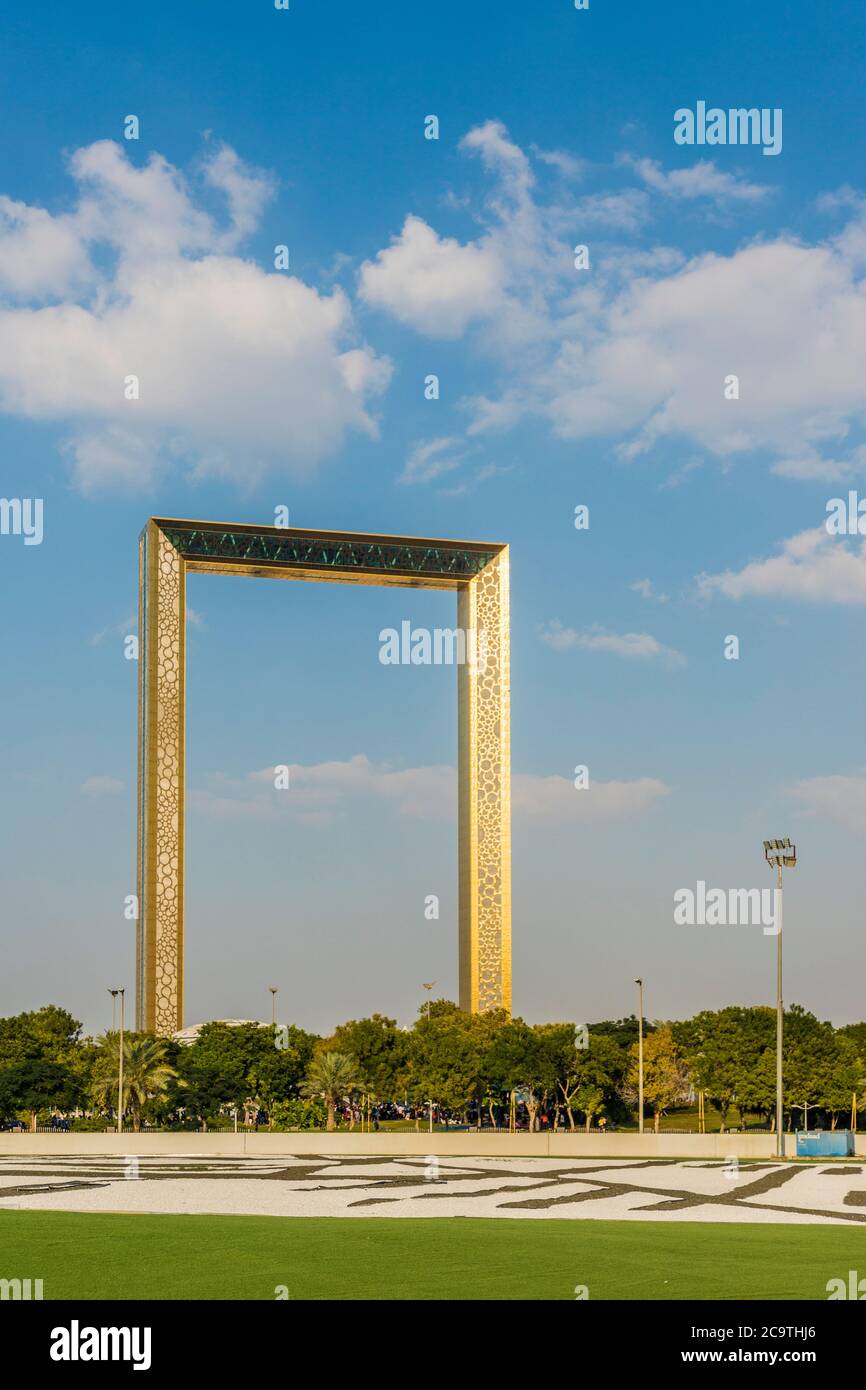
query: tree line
[{"left": 1, "top": 1000, "right": 864, "bottom": 1133}]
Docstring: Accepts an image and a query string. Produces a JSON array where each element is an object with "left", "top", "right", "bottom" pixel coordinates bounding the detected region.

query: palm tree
[
  {"left": 301, "top": 1051, "right": 361, "bottom": 1131},
  {"left": 92, "top": 1033, "right": 176, "bottom": 1132}
]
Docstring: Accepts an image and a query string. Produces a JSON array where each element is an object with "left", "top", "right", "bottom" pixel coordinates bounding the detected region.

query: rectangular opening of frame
[{"left": 136, "top": 519, "right": 511, "bottom": 1035}]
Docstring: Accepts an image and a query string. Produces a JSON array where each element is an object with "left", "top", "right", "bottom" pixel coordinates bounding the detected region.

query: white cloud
[
  {"left": 543, "top": 239, "right": 866, "bottom": 460},
  {"left": 791, "top": 771, "right": 866, "bottom": 833},
  {"left": 362, "top": 121, "right": 866, "bottom": 473},
  {"left": 361, "top": 121, "right": 569, "bottom": 354},
  {"left": 571, "top": 189, "right": 650, "bottom": 232},
  {"left": 190, "top": 754, "right": 670, "bottom": 826},
  {"left": 63, "top": 426, "right": 163, "bottom": 494},
  {"left": 81, "top": 775, "right": 123, "bottom": 795},
  {"left": 624, "top": 156, "right": 771, "bottom": 204},
  {"left": 64, "top": 141, "right": 224, "bottom": 266},
  {"left": 399, "top": 436, "right": 465, "bottom": 485},
  {"left": 358, "top": 214, "right": 503, "bottom": 338},
  {"left": 597, "top": 245, "right": 687, "bottom": 281},
  {"left": 201, "top": 144, "right": 275, "bottom": 242},
  {"left": 659, "top": 455, "right": 704, "bottom": 490},
  {"left": 532, "top": 146, "right": 586, "bottom": 180},
  {"left": 0, "top": 142, "right": 391, "bottom": 492},
  {"left": 192, "top": 755, "right": 454, "bottom": 824},
  {"left": 631, "top": 578, "right": 669, "bottom": 603},
  {"left": 460, "top": 120, "right": 535, "bottom": 198},
  {"left": 0, "top": 196, "right": 91, "bottom": 299},
  {"left": 513, "top": 772, "right": 671, "bottom": 823},
  {"left": 698, "top": 527, "right": 866, "bottom": 605},
  {"left": 540, "top": 619, "right": 684, "bottom": 665},
  {"left": 770, "top": 446, "right": 863, "bottom": 482},
  {"left": 89, "top": 612, "right": 136, "bottom": 647}
]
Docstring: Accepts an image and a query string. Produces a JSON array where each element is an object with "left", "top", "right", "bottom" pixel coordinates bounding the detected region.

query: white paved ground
[{"left": 0, "top": 1155, "right": 864, "bottom": 1223}]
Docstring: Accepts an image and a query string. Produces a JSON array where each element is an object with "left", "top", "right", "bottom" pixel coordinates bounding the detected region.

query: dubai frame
[{"left": 136, "top": 518, "right": 512, "bottom": 1034}]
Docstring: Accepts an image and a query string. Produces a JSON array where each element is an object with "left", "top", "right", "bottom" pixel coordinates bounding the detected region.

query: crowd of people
[{"left": 333, "top": 1099, "right": 619, "bottom": 1132}]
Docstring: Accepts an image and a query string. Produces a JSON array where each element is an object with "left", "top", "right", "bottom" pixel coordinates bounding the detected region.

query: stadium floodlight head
[{"left": 763, "top": 838, "right": 797, "bottom": 870}]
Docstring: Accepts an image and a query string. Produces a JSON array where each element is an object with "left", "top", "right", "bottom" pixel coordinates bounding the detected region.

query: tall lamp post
[
  {"left": 269, "top": 987, "right": 278, "bottom": 1026},
  {"left": 422, "top": 982, "right": 436, "bottom": 1021},
  {"left": 763, "top": 838, "right": 796, "bottom": 1158},
  {"left": 635, "top": 978, "right": 644, "bottom": 1136},
  {"left": 422, "top": 984, "right": 437, "bottom": 1133},
  {"left": 109, "top": 988, "right": 125, "bottom": 1135}
]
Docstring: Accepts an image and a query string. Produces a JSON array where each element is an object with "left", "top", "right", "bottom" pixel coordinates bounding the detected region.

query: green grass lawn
[{"left": 1, "top": 1211, "right": 863, "bottom": 1299}]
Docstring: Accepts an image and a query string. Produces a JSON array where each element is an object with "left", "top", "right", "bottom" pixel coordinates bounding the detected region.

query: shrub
[{"left": 270, "top": 1097, "right": 327, "bottom": 1130}]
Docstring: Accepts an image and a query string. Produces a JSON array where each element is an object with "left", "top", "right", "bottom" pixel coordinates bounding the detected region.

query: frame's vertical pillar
[
  {"left": 137, "top": 522, "right": 185, "bottom": 1033},
  {"left": 458, "top": 549, "right": 512, "bottom": 1013}
]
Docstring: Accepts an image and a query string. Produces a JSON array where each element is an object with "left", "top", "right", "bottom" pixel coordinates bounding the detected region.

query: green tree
[
  {"left": 248, "top": 1025, "right": 319, "bottom": 1122},
  {"left": 269, "top": 1097, "right": 328, "bottom": 1131},
  {"left": 487, "top": 1019, "right": 554, "bottom": 1130},
  {"left": 628, "top": 1026, "right": 687, "bottom": 1131},
  {"left": 837, "top": 1022, "right": 866, "bottom": 1055},
  {"left": 533, "top": 1022, "right": 580, "bottom": 1129},
  {"left": 784, "top": 1006, "right": 843, "bottom": 1131},
  {"left": 401, "top": 1006, "right": 506, "bottom": 1117},
  {"left": 325, "top": 1014, "right": 407, "bottom": 1102},
  {"left": 589, "top": 1016, "right": 655, "bottom": 1051},
  {"left": 92, "top": 1033, "right": 176, "bottom": 1132},
  {"left": 674, "top": 1007, "right": 775, "bottom": 1129},
  {"left": 0, "top": 1059, "right": 81, "bottom": 1131},
  {"left": 301, "top": 1051, "right": 361, "bottom": 1131},
  {"left": 0, "top": 1007, "right": 86, "bottom": 1129},
  {"left": 575, "top": 1084, "right": 605, "bottom": 1131},
  {"left": 819, "top": 1034, "right": 864, "bottom": 1130},
  {"left": 567, "top": 1034, "right": 627, "bottom": 1131},
  {"left": 171, "top": 1022, "right": 273, "bottom": 1122}
]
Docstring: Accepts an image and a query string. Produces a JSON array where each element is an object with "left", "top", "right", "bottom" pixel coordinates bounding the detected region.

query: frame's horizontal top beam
[{"left": 145, "top": 518, "right": 506, "bottom": 584}]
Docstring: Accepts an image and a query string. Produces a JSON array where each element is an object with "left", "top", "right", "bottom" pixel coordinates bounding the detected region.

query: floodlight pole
[
  {"left": 117, "top": 988, "right": 125, "bottom": 1136},
  {"left": 764, "top": 839, "right": 796, "bottom": 1160},
  {"left": 775, "top": 860, "right": 784, "bottom": 1159},
  {"left": 635, "top": 978, "right": 644, "bottom": 1136}
]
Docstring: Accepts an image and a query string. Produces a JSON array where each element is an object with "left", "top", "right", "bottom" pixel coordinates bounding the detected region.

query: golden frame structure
[{"left": 136, "top": 518, "right": 512, "bottom": 1033}]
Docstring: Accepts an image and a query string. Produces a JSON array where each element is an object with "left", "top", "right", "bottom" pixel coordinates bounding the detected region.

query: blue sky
[{"left": 2, "top": 0, "right": 866, "bottom": 1036}]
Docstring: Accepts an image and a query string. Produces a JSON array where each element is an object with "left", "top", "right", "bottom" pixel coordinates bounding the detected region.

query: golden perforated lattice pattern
[
  {"left": 152, "top": 528, "right": 183, "bottom": 1033},
  {"left": 472, "top": 553, "right": 511, "bottom": 1012}
]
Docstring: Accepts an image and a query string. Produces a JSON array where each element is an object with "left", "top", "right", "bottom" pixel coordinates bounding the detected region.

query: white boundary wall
[{"left": 1, "top": 1132, "right": 863, "bottom": 1158}]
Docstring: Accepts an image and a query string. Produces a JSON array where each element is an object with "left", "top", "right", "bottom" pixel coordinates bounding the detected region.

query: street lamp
[
  {"left": 422, "top": 982, "right": 436, "bottom": 1021},
  {"left": 635, "top": 979, "right": 644, "bottom": 1136},
  {"left": 109, "top": 988, "right": 125, "bottom": 1135},
  {"left": 764, "top": 838, "right": 796, "bottom": 1158},
  {"left": 269, "top": 987, "right": 278, "bottom": 1027}
]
